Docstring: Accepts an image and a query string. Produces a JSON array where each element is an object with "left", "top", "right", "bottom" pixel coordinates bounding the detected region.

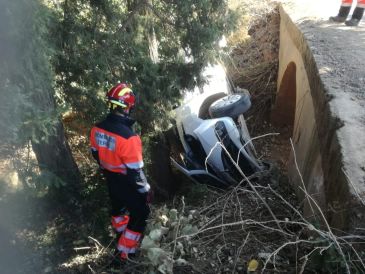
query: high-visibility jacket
[
  {"left": 342, "top": 0, "right": 365, "bottom": 8},
  {"left": 90, "top": 113, "right": 150, "bottom": 193}
]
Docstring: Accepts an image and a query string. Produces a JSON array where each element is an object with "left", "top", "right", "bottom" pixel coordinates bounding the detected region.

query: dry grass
[
  {"left": 225, "top": 0, "right": 280, "bottom": 132},
  {"left": 63, "top": 137, "right": 365, "bottom": 273}
]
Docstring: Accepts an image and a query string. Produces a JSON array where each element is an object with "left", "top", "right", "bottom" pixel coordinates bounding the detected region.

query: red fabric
[
  {"left": 120, "top": 237, "right": 137, "bottom": 248},
  {"left": 342, "top": 0, "right": 365, "bottom": 6},
  {"left": 106, "top": 82, "right": 136, "bottom": 111},
  {"left": 120, "top": 252, "right": 128, "bottom": 259},
  {"left": 119, "top": 136, "right": 143, "bottom": 166},
  {"left": 117, "top": 229, "right": 141, "bottom": 258},
  {"left": 112, "top": 215, "right": 129, "bottom": 232},
  {"left": 107, "top": 83, "right": 129, "bottom": 98},
  {"left": 90, "top": 127, "right": 143, "bottom": 173}
]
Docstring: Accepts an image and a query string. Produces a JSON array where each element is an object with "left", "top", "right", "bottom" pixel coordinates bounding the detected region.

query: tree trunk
[
  {"left": 146, "top": 0, "right": 159, "bottom": 63},
  {"left": 31, "top": 120, "right": 81, "bottom": 196},
  {"left": 31, "top": 75, "right": 81, "bottom": 198}
]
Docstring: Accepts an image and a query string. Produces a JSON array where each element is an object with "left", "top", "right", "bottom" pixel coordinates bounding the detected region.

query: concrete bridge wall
[{"left": 272, "top": 5, "right": 365, "bottom": 231}]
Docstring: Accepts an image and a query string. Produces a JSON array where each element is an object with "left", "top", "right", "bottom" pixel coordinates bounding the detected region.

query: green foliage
[
  {"left": 50, "top": 0, "right": 237, "bottom": 132},
  {"left": 0, "top": 0, "right": 85, "bottom": 199},
  {"left": 308, "top": 244, "right": 339, "bottom": 272},
  {"left": 0, "top": 0, "right": 59, "bottom": 146},
  {"left": 140, "top": 202, "right": 200, "bottom": 273},
  {"left": 30, "top": 170, "right": 67, "bottom": 193},
  {"left": 307, "top": 242, "right": 364, "bottom": 273}
]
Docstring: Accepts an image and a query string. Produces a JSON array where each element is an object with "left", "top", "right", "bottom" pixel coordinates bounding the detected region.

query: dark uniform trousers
[{"left": 105, "top": 170, "right": 150, "bottom": 233}]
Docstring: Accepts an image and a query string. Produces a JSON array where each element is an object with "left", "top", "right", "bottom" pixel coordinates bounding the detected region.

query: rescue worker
[
  {"left": 90, "top": 82, "right": 150, "bottom": 260},
  {"left": 329, "top": 0, "right": 365, "bottom": 26}
]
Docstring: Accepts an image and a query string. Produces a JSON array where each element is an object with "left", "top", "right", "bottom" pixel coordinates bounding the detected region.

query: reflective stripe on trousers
[
  {"left": 117, "top": 229, "right": 141, "bottom": 256},
  {"left": 111, "top": 215, "right": 129, "bottom": 233}
]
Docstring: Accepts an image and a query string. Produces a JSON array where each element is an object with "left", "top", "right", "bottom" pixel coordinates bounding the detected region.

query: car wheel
[
  {"left": 198, "top": 92, "right": 227, "bottom": 119},
  {"left": 209, "top": 93, "right": 251, "bottom": 119}
]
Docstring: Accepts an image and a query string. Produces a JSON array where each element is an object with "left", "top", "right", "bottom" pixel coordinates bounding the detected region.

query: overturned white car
[{"left": 171, "top": 65, "right": 267, "bottom": 187}]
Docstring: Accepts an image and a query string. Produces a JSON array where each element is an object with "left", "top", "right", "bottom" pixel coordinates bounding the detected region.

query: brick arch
[{"left": 271, "top": 61, "right": 296, "bottom": 136}]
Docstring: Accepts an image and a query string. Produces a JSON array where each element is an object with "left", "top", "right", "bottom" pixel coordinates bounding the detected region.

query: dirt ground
[
  {"left": 0, "top": 156, "right": 46, "bottom": 273},
  {"left": 299, "top": 17, "right": 365, "bottom": 190}
]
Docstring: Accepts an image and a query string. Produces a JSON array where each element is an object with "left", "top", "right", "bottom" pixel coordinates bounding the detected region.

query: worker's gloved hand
[
  {"left": 129, "top": 169, "right": 151, "bottom": 194},
  {"left": 146, "top": 189, "right": 154, "bottom": 204}
]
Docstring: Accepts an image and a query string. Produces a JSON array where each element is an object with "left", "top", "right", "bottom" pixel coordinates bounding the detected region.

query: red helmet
[{"left": 106, "top": 82, "right": 136, "bottom": 114}]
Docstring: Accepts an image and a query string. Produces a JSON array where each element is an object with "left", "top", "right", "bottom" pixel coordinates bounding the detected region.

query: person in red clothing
[
  {"left": 90, "top": 82, "right": 150, "bottom": 260},
  {"left": 329, "top": 0, "right": 365, "bottom": 26}
]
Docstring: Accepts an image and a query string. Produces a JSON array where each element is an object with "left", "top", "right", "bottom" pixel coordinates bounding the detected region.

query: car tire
[
  {"left": 209, "top": 93, "right": 251, "bottom": 119},
  {"left": 198, "top": 92, "right": 227, "bottom": 119}
]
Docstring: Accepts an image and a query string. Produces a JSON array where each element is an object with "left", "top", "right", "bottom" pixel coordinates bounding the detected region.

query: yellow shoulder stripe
[{"left": 118, "top": 87, "right": 132, "bottom": 96}]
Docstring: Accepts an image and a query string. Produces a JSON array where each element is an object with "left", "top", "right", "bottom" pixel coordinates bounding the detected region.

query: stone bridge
[{"left": 272, "top": 0, "right": 365, "bottom": 231}]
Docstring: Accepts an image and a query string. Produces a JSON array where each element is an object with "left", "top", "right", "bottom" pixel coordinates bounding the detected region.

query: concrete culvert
[{"left": 229, "top": 0, "right": 365, "bottom": 235}]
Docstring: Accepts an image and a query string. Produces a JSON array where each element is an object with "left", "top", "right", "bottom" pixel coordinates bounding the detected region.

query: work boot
[
  {"left": 345, "top": 18, "right": 360, "bottom": 26},
  {"left": 329, "top": 6, "right": 351, "bottom": 22},
  {"left": 345, "top": 7, "right": 364, "bottom": 26}
]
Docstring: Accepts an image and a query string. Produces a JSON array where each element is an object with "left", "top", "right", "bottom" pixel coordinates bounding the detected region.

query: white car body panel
[
  {"left": 194, "top": 118, "right": 224, "bottom": 171},
  {"left": 175, "top": 64, "right": 231, "bottom": 154},
  {"left": 194, "top": 117, "right": 242, "bottom": 169}
]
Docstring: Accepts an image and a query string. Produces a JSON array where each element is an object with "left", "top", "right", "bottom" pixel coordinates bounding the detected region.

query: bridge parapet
[{"left": 273, "top": 1, "right": 365, "bottom": 231}]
